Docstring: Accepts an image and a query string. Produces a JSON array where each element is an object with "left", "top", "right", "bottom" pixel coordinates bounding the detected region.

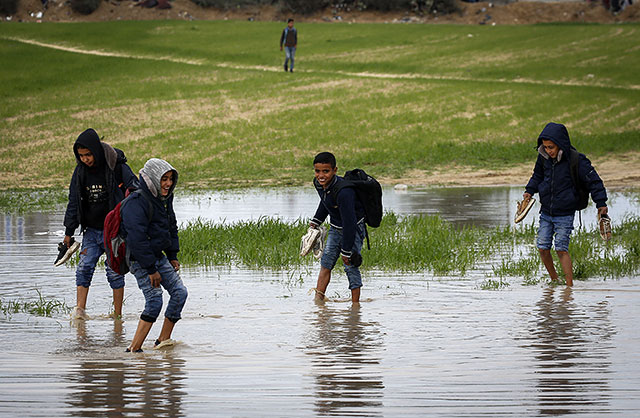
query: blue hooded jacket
[
  {"left": 525, "top": 123, "right": 607, "bottom": 216},
  {"left": 120, "top": 159, "right": 179, "bottom": 275}
]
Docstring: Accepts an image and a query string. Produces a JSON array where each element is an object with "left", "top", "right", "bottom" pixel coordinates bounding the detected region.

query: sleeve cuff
[
  {"left": 340, "top": 249, "right": 352, "bottom": 258},
  {"left": 310, "top": 218, "right": 322, "bottom": 227},
  {"left": 65, "top": 227, "right": 76, "bottom": 237}
]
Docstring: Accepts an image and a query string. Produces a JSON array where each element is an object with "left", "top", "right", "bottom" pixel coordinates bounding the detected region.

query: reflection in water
[
  {"left": 65, "top": 322, "right": 186, "bottom": 418},
  {"left": 304, "top": 304, "right": 385, "bottom": 417},
  {"left": 529, "top": 287, "right": 614, "bottom": 416}
]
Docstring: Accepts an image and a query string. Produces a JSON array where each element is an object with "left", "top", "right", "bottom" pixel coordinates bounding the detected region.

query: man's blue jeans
[
  {"left": 284, "top": 46, "right": 296, "bottom": 70},
  {"left": 130, "top": 256, "right": 188, "bottom": 323},
  {"left": 76, "top": 227, "right": 124, "bottom": 289},
  {"left": 537, "top": 213, "right": 575, "bottom": 252},
  {"left": 320, "top": 223, "right": 366, "bottom": 290}
]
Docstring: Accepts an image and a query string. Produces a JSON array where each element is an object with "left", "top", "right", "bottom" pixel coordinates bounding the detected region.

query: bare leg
[
  {"left": 157, "top": 318, "right": 176, "bottom": 343},
  {"left": 539, "top": 249, "right": 558, "bottom": 282},
  {"left": 76, "top": 285, "right": 89, "bottom": 309},
  {"left": 315, "top": 267, "right": 332, "bottom": 301},
  {"left": 112, "top": 288, "right": 124, "bottom": 318},
  {"left": 351, "top": 287, "right": 361, "bottom": 304},
  {"left": 129, "top": 319, "right": 153, "bottom": 351},
  {"left": 556, "top": 251, "right": 574, "bottom": 287}
]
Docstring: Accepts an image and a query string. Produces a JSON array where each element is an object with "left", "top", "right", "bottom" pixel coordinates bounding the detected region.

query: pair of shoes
[
  {"left": 598, "top": 213, "right": 612, "bottom": 241},
  {"left": 300, "top": 227, "right": 322, "bottom": 257},
  {"left": 70, "top": 306, "right": 90, "bottom": 320},
  {"left": 514, "top": 197, "right": 536, "bottom": 223},
  {"left": 54, "top": 238, "right": 81, "bottom": 266},
  {"left": 284, "top": 64, "right": 288, "bottom": 72},
  {"left": 311, "top": 226, "right": 327, "bottom": 260},
  {"left": 125, "top": 347, "right": 143, "bottom": 353},
  {"left": 154, "top": 338, "right": 176, "bottom": 349}
]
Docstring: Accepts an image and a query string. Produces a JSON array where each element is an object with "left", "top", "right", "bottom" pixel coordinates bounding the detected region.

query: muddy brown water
[{"left": 1, "top": 186, "right": 639, "bottom": 417}]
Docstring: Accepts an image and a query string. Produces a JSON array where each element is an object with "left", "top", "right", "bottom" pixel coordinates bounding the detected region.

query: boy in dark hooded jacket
[
  {"left": 523, "top": 122, "right": 608, "bottom": 286},
  {"left": 121, "top": 158, "right": 187, "bottom": 352},
  {"left": 63, "top": 128, "right": 138, "bottom": 320}
]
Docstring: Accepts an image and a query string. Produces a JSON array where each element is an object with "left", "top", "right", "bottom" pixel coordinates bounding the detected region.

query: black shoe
[
  {"left": 290, "top": 69, "right": 294, "bottom": 73},
  {"left": 54, "top": 238, "right": 81, "bottom": 266},
  {"left": 284, "top": 64, "right": 288, "bottom": 72},
  {"left": 125, "top": 347, "right": 143, "bottom": 353}
]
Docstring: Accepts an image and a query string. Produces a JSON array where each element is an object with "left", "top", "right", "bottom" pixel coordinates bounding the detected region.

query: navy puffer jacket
[
  {"left": 121, "top": 160, "right": 179, "bottom": 275},
  {"left": 525, "top": 123, "right": 607, "bottom": 216}
]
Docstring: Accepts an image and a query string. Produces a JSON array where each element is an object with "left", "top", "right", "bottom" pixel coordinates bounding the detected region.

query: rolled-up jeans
[
  {"left": 284, "top": 46, "right": 296, "bottom": 70},
  {"left": 320, "top": 223, "right": 366, "bottom": 290},
  {"left": 76, "top": 227, "right": 124, "bottom": 289},
  {"left": 537, "top": 213, "right": 575, "bottom": 252},
  {"left": 130, "top": 256, "right": 188, "bottom": 323}
]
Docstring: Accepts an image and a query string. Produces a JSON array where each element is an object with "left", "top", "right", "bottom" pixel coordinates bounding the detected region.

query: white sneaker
[
  {"left": 300, "top": 227, "right": 321, "bottom": 257},
  {"left": 598, "top": 213, "right": 612, "bottom": 241},
  {"left": 312, "top": 226, "right": 327, "bottom": 259},
  {"left": 514, "top": 197, "right": 536, "bottom": 224},
  {"left": 54, "top": 240, "right": 81, "bottom": 266}
]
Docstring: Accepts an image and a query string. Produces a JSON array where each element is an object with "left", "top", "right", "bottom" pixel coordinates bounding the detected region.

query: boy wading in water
[
  {"left": 279, "top": 18, "right": 297, "bottom": 73},
  {"left": 310, "top": 152, "right": 366, "bottom": 303},
  {"left": 121, "top": 159, "right": 187, "bottom": 352},
  {"left": 63, "top": 128, "right": 138, "bottom": 320},
  {"left": 523, "top": 123, "right": 608, "bottom": 286}
]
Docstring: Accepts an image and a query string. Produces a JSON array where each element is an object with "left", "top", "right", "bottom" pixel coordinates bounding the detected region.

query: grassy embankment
[{"left": 1, "top": 21, "right": 639, "bottom": 200}]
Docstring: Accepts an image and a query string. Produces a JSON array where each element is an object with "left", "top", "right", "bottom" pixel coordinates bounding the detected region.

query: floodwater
[{"left": 1, "top": 186, "right": 640, "bottom": 417}]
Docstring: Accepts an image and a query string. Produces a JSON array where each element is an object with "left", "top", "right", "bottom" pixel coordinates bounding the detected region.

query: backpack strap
[{"left": 568, "top": 147, "right": 584, "bottom": 228}]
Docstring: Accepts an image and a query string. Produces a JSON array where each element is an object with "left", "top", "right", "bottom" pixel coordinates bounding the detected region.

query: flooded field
[{"left": 1, "top": 186, "right": 640, "bottom": 417}]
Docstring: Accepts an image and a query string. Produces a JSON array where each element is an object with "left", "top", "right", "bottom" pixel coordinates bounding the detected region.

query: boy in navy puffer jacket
[
  {"left": 120, "top": 158, "right": 187, "bottom": 352},
  {"left": 523, "top": 122, "right": 608, "bottom": 286}
]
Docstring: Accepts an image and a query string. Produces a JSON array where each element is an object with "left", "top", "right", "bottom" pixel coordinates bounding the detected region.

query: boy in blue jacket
[
  {"left": 63, "top": 128, "right": 138, "bottom": 320},
  {"left": 523, "top": 123, "right": 608, "bottom": 286},
  {"left": 121, "top": 158, "right": 188, "bottom": 352},
  {"left": 310, "top": 152, "right": 366, "bottom": 303}
]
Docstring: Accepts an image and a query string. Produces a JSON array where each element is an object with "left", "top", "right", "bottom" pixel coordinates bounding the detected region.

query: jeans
[
  {"left": 284, "top": 46, "right": 296, "bottom": 70},
  {"left": 320, "top": 223, "right": 366, "bottom": 290},
  {"left": 130, "top": 256, "right": 188, "bottom": 323},
  {"left": 76, "top": 227, "right": 124, "bottom": 289},
  {"left": 537, "top": 213, "right": 575, "bottom": 252}
]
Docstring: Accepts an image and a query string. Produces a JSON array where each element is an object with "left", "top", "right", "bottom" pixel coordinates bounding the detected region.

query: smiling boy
[
  {"left": 523, "top": 123, "right": 608, "bottom": 286},
  {"left": 310, "top": 152, "right": 366, "bottom": 303}
]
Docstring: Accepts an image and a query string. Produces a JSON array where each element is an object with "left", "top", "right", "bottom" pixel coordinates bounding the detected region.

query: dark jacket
[
  {"left": 280, "top": 27, "right": 297, "bottom": 47},
  {"left": 63, "top": 129, "right": 138, "bottom": 236},
  {"left": 525, "top": 122, "right": 607, "bottom": 216},
  {"left": 310, "top": 175, "right": 365, "bottom": 258},
  {"left": 120, "top": 165, "right": 179, "bottom": 275}
]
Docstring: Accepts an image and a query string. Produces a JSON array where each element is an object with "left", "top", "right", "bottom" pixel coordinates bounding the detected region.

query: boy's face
[
  {"left": 160, "top": 171, "right": 174, "bottom": 196},
  {"left": 288, "top": 21, "right": 294, "bottom": 28},
  {"left": 542, "top": 139, "right": 559, "bottom": 159},
  {"left": 77, "top": 147, "right": 95, "bottom": 168},
  {"left": 314, "top": 162, "right": 337, "bottom": 189}
]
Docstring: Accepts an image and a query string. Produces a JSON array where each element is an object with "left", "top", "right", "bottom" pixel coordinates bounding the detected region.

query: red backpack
[{"left": 103, "top": 190, "right": 152, "bottom": 275}]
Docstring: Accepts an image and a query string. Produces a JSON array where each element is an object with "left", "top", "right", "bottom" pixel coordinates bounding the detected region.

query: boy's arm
[
  {"left": 280, "top": 29, "right": 285, "bottom": 48},
  {"left": 310, "top": 202, "right": 328, "bottom": 228},
  {"left": 294, "top": 29, "right": 297, "bottom": 47},
  {"left": 63, "top": 167, "right": 80, "bottom": 238},
  {"left": 165, "top": 197, "right": 180, "bottom": 262},
  {"left": 122, "top": 196, "right": 157, "bottom": 275},
  {"left": 524, "top": 155, "right": 544, "bottom": 196},
  {"left": 336, "top": 188, "right": 358, "bottom": 259},
  {"left": 579, "top": 154, "right": 608, "bottom": 209},
  {"left": 120, "top": 163, "right": 139, "bottom": 192}
]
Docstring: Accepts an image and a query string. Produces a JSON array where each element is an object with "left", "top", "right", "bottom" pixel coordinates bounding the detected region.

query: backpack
[
  {"left": 568, "top": 147, "right": 590, "bottom": 211},
  {"left": 330, "top": 168, "right": 383, "bottom": 249},
  {"left": 103, "top": 190, "right": 153, "bottom": 275}
]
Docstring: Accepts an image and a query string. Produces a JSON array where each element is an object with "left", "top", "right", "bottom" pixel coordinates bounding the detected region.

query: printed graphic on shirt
[{"left": 86, "top": 184, "right": 108, "bottom": 204}]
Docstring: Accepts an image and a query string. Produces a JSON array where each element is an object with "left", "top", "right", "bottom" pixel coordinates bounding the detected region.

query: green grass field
[{"left": 1, "top": 21, "right": 639, "bottom": 189}]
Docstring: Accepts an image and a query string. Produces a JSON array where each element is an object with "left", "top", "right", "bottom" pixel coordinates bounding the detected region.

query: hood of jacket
[
  {"left": 73, "top": 128, "right": 124, "bottom": 170},
  {"left": 139, "top": 158, "right": 178, "bottom": 200},
  {"left": 537, "top": 122, "right": 572, "bottom": 161}
]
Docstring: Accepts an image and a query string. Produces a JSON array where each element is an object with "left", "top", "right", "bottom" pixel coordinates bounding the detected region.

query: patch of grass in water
[
  {"left": 479, "top": 279, "right": 510, "bottom": 290},
  {"left": 0, "top": 189, "right": 67, "bottom": 213},
  {"left": 0, "top": 289, "right": 71, "bottom": 318}
]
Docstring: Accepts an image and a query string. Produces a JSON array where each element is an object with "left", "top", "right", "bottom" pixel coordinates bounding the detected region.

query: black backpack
[{"left": 568, "top": 147, "right": 590, "bottom": 211}]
